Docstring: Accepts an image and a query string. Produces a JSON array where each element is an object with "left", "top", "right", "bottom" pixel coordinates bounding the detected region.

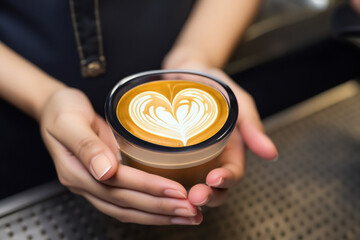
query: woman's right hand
[
  {"left": 351, "top": 0, "right": 360, "bottom": 14},
  {"left": 39, "top": 87, "right": 202, "bottom": 225}
]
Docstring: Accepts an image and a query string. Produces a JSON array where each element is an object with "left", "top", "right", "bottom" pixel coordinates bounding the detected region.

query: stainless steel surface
[
  {"left": 0, "top": 80, "right": 359, "bottom": 240},
  {"left": 264, "top": 80, "right": 360, "bottom": 132},
  {"left": 0, "top": 182, "right": 66, "bottom": 218},
  {"left": 226, "top": 0, "right": 342, "bottom": 74}
]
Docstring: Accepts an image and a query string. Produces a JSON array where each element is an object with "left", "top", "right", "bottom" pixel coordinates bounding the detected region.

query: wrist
[
  {"left": 0, "top": 42, "right": 68, "bottom": 121},
  {"left": 32, "top": 77, "right": 67, "bottom": 122},
  {"left": 162, "top": 46, "right": 215, "bottom": 70}
]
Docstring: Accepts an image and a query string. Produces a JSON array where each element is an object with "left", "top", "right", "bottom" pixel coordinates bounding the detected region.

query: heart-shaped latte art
[{"left": 129, "top": 88, "right": 218, "bottom": 146}]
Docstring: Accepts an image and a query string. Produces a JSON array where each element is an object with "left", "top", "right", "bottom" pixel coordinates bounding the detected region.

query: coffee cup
[{"left": 105, "top": 70, "right": 238, "bottom": 187}]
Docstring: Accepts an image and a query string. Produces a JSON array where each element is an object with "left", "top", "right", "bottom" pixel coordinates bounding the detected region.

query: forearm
[
  {"left": 163, "top": 0, "right": 261, "bottom": 69},
  {"left": 0, "top": 42, "right": 66, "bottom": 121}
]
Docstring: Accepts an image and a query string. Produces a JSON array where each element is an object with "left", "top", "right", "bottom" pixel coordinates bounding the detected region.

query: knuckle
[
  {"left": 138, "top": 177, "right": 152, "bottom": 192},
  {"left": 111, "top": 190, "right": 129, "bottom": 208},
  {"left": 58, "top": 174, "right": 71, "bottom": 187},
  {"left": 233, "top": 165, "right": 244, "bottom": 181},
  {"left": 54, "top": 160, "right": 78, "bottom": 189},
  {"left": 141, "top": 173, "right": 164, "bottom": 193},
  {"left": 155, "top": 199, "right": 169, "bottom": 213},
  {"left": 243, "top": 91, "right": 255, "bottom": 103},
  {"left": 53, "top": 112, "right": 73, "bottom": 129},
  {"left": 76, "top": 137, "right": 102, "bottom": 162}
]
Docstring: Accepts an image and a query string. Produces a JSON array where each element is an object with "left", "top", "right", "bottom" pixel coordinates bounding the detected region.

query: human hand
[
  {"left": 163, "top": 62, "right": 278, "bottom": 208},
  {"left": 188, "top": 68, "right": 277, "bottom": 208},
  {"left": 350, "top": 0, "right": 360, "bottom": 14},
  {"left": 39, "top": 87, "right": 202, "bottom": 225}
]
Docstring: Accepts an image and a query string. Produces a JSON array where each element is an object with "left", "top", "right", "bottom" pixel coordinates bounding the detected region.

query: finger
[
  {"left": 189, "top": 127, "right": 244, "bottom": 207},
  {"left": 44, "top": 128, "right": 189, "bottom": 205},
  {"left": 84, "top": 192, "right": 203, "bottom": 225},
  {"left": 47, "top": 113, "right": 118, "bottom": 181},
  {"left": 41, "top": 128, "right": 98, "bottom": 189},
  {"left": 94, "top": 115, "right": 119, "bottom": 160},
  {"left": 198, "top": 69, "right": 278, "bottom": 160},
  {"left": 206, "top": 166, "right": 240, "bottom": 189},
  {"left": 206, "top": 126, "right": 245, "bottom": 188},
  {"left": 91, "top": 166, "right": 195, "bottom": 216},
  {"left": 74, "top": 167, "right": 197, "bottom": 217},
  {"left": 207, "top": 188, "right": 227, "bottom": 207},
  {"left": 350, "top": 0, "right": 360, "bottom": 14},
  {"left": 104, "top": 165, "right": 188, "bottom": 199},
  {"left": 44, "top": 133, "right": 195, "bottom": 217},
  {"left": 233, "top": 86, "right": 277, "bottom": 160},
  {"left": 239, "top": 116, "right": 278, "bottom": 160},
  {"left": 83, "top": 184, "right": 197, "bottom": 217},
  {"left": 188, "top": 184, "right": 228, "bottom": 208}
]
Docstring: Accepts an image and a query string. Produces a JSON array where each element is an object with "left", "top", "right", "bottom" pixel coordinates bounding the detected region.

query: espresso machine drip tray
[{"left": 1, "top": 81, "right": 359, "bottom": 240}]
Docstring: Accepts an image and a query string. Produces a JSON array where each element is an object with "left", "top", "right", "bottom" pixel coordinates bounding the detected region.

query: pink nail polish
[
  {"left": 174, "top": 208, "right": 196, "bottom": 217},
  {"left": 164, "top": 189, "right": 187, "bottom": 199},
  {"left": 209, "top": 177, "right": 224, "bottom": 187},
  {"left": 91, "top": 154, "right": 112, "bottom": 180},
  {"left": 171, "top": 217, "right": 198, "bottom": 225},
  {"left": 193, "top": 197, "right": 209, "bottom": 206}
]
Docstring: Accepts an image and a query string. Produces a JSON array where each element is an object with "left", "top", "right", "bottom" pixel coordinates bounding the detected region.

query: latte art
[
  {"left": 129, "top": 88, "right": 218, "bottom": 146},
  {"left": 117, "top": 80, "right": 229, "bottom": 147},
  {"left": 107, "top": 71, "right": 238, "bottom": 186}
]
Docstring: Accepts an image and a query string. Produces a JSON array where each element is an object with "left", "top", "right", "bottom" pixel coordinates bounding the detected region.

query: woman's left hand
[{"left": 164, "top": 62, "right": 278, "bottom": 208}]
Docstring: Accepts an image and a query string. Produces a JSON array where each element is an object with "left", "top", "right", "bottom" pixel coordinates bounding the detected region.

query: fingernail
[
  {"left": 208, "top": 177, "right": 223, "bottom": 187},
  {"left": 171, "top": 217, "right": 198, "bottom": 225},
  {"left": 174, "top": 208, "right": 197, "bottom": 217},
  {"left": 193, "top": 197, "right": 209, "bottom": 206},
  {"left": 91, "top": 154, "right": 112, "bottom": 180},
  {"left": 164, "top": 189, "right": 187, "bottom": 199}
]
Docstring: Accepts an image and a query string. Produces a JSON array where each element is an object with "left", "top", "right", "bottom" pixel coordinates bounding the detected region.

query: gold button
[
  {"left": 81, "top": 60, "right": 106, "bottom": 78},
  {"left": 87, "top": 61, "right": 101, "bottom": 71}
]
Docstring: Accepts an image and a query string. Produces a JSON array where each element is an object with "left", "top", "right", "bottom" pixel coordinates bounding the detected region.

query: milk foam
[{"left": 129, "top": 88, "right": 218, "bottom": 146}]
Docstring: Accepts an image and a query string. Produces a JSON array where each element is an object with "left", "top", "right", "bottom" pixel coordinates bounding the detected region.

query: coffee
[
  {"left": 105, "top": 70, "right": 238, "bottom": 187},
  {"left": 116, "top": 80, "right": 229, "bottom": 147},
  {"left": 121, "top": 151, "right": 221, "bottom": 187}
]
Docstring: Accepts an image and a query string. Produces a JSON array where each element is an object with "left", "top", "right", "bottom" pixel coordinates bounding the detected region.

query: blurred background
[{"left": 227, "top": 0, "right": 360, "bottom": 118}]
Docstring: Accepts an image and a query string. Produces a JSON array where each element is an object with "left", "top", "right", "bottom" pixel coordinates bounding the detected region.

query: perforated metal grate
[{"left": 0, "top": 93, "right": 359, "bottom": 240}]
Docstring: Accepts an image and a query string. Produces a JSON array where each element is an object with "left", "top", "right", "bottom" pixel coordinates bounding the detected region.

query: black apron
[{"left": 0, "top": 0, "right": 195, "bottom": 198}]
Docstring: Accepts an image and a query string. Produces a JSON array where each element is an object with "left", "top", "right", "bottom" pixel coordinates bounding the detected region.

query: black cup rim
[{"left": 105, "top": 69, "right": 238, "bottom": 153}]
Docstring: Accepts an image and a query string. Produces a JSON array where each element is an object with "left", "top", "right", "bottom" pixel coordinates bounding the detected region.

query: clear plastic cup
[{"left": 105, "top": 70, "right": 238, "bottom": 187}]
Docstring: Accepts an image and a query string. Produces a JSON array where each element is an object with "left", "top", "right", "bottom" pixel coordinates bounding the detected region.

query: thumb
[{"left": 50, "top": 115, "right": 118, "bottom": 181}]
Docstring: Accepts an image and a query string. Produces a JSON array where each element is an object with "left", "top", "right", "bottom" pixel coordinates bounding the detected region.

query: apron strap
[{"left": 69, "top": 0, "right": 106, "bottom": 78}]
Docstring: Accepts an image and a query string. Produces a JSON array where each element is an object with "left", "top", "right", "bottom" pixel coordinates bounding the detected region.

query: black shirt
[
  {"left": 0, "top": 0, "right": 194, "bottom": 198},
  {"left": 0, "top": 0, "right": 194, "bottom": 114}
]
